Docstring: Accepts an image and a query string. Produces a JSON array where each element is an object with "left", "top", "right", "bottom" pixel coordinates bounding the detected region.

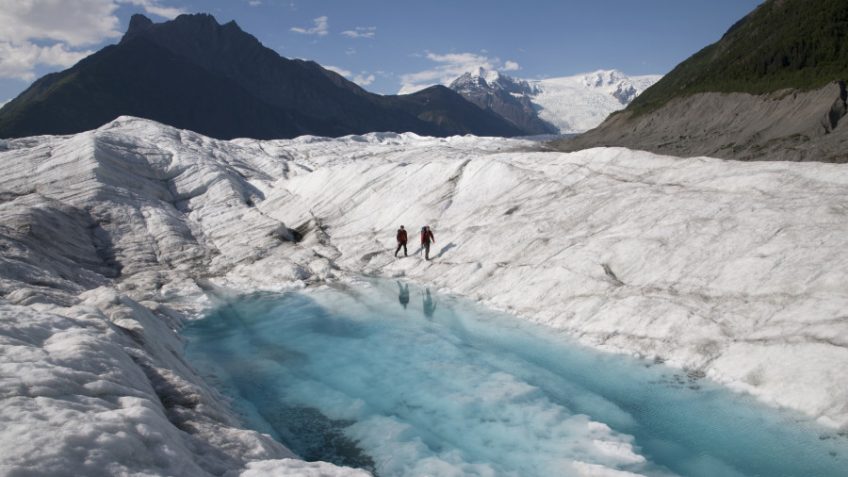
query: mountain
[
  {"left": 557, "top": 0, "right": 848, "bottom": 162},
  {"left": 450, "top": 68, "right": 559, "bottom": 135},
  {"left": 626, "top": 0, "right": 848, "bottom": 116},
  {"left": 449, "top": 68, "right": 660, "bottom": 134},
  {"left": 0, "top": 14, "right": 524, "bottom": 140}
]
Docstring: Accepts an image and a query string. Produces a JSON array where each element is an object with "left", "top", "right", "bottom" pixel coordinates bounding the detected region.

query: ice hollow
[{"left": 184, "top": 280, "right": 848, "bottom": 477}]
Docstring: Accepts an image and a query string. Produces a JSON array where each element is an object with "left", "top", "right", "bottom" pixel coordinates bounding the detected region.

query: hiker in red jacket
[
  {"left": 420, "top": 225, "right": 435, "bottom": 260},
  {"left": 395, "top": 225, "right": 408, "bottom": 257}
]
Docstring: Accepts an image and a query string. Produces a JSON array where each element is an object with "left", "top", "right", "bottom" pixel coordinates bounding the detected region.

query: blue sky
[{"left": 0, "top": 0, "right": 762, "bottom": 102}]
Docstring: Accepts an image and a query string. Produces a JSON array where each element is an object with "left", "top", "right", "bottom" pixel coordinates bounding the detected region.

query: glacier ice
[{"left": 1, "top": 116, "right": 847, "bottom": 475}]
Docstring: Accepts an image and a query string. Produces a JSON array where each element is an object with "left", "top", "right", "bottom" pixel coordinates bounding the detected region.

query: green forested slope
[{"left": 629, "top": 0, "right": 848, "bottom": 115}]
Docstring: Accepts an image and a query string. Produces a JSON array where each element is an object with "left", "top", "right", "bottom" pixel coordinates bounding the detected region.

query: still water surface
[{"left": 184, "top": 279, "right": 848, "bottom": 477}]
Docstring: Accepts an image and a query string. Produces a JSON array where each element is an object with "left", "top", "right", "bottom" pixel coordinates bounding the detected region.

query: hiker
[
  {"left": 420, "top": 225, "right": 435, "bottom": 260},
  {"left": 395, "top": 225, "right": 408, "bottom": 257}
]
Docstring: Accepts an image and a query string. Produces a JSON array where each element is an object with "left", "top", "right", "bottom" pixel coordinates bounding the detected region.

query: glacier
[
  {"left": 1, "top": 116, "right": 847, "bottom": 475},
  {"left": 529, "top": 70, "right": 661, "bottom": 133},
  {"left": 449, "top": 68, "right": 661, "bottom": 134}
]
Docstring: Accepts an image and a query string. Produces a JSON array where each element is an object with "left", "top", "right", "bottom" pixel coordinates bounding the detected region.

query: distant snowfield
[
  {"left": 1, "top": 117, "right": 847, "bottom": 476},
  {"left": 527, "top": 71, "right": 660, "bottom": 133},
  {"left": 447, "top": 68, "right": 661, "bottom": 133}
]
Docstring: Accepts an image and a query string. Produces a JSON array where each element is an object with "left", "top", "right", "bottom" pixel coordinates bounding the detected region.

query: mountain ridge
[{"left": 0, "top": 13, "right": 524, "bottom": 140}]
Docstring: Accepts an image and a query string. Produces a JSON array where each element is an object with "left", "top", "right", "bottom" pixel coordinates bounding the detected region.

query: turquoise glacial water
[{"left": 183, "top": 279, "right": 848, "bottom": 477}]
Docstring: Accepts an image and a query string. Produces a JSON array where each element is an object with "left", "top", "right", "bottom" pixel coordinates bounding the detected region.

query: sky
[{"left": 0, "top": 0, "right": 762, "bottom": 103}]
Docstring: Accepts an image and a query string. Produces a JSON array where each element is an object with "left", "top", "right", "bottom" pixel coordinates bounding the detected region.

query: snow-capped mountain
[
  {"left": 450, "top": 68, "right": 558, "bottom": 135},
  {"left": 449, "top": 68, "right": 661, "bottom": 134}
]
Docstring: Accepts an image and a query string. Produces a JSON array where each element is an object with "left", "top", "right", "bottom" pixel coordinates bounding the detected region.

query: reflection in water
[
  {"left": 397, "top": 281, "right": 409, "bottom": 310},
  {"left": 422, "top": 288, "right": 436, "bottom": 318},
  {"left": 184, "top": 281, "right": 848, "bottom": 477}
]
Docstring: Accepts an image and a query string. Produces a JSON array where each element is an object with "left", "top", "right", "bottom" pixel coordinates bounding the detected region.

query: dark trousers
[
  {"left": 395, "top": 242, "right": 407, "bottom": 257},
  {"left": 423, "top": 242, "right": 431, "bottom": 260}
]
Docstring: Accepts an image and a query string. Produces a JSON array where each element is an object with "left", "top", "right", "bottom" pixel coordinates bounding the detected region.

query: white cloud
[
  {"left": 324, "top": 65, "right": 351, "bottom": 78},
  {"left": 0, "top": 0, "right": 120, "bottom": 80},
  {"left": 0, "top": 0, "right": 184, "bottom": 80},
  {"left": 322, "top": 65, "right": 375, "bottom": 88},
  {"left": 503, "top": 60, "right": 520, "bottom": 71},
  {"left": 353, "top": 73, "right": 375, "bottom": 86},
  {"left": 341, "top": 26, "right": 376, "bottom": 39},
  {"left": 248, "top": 0, "right": 262, "bottom": 5},
  {"left": 0, "top": 41, "right": 93, "bottom": 81},
  {"left": 0, "top": 0, "right": 121, "bottom": 46},
  {"left": 398, "top": 51, "right": 521, "bottom": 94},
  {"left": 117, "top": 0, "right": 184, "bottom": 19},
  {"left": 291, "top": 16, "right": 328, "bottom": 36}
]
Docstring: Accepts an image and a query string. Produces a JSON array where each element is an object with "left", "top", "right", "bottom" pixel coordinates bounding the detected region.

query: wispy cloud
[
  {"left": 248, "top": 0, "right": 261, "bottom": 6},
  {"left": 118, "top": 0, "right": 184, "bottom": 19},
  {"left": 353, "top": 73, "right": 375, "bottom": 86},
  {"left": 398, "top": 51, "right": 521, "bottom": 94},
  {"left": 341, "top": 26, "right": 376, "bottom": 39},
  {"left": 323, "top": 64, "right": 375, "bottom": 88},
  {"left": 291, "top": 16, "right": 328, "bottom": 36},
  {"left": 324, "top": 65, "right": 351, "bottom": 77}
]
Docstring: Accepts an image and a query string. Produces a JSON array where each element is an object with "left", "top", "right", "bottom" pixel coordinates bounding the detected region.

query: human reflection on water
[
  {"left": 423, "top": 288, "right": 436, "bottom": 318},
  {"left": 397, "top": 281, "right": 410, "bottom": 310}
]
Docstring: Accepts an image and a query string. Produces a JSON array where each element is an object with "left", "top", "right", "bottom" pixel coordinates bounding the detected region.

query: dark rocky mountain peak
[
  {"left": 123, "top": 13, "right": 154, "bottom": 41},
  {"left": 0, "top": 13, "right": 524, "bottom": 139},
  {"left": 450, "top": 68, "right": 536, "bottom": 96}
]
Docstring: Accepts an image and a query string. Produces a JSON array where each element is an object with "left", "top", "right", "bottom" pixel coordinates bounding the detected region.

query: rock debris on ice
[{"left": 1, "top": 116, "right": 847, "bottom": 475}]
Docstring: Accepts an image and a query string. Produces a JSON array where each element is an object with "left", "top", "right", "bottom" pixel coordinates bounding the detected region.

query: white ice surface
[{"left": 1, "top": 116, "right": 847, "bottom": 475}]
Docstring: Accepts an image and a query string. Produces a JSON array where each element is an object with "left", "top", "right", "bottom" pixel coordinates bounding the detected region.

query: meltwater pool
[{"left": 183, "top": 279, "right": 848, "bottom": 477}]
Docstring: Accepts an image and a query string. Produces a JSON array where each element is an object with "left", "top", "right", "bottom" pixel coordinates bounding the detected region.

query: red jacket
[
  {"left": 396, "top": 229, "right": 408, "bottom": 243},
  {"left": 420, "top": 229, "right": 435, "bottom": 244}
]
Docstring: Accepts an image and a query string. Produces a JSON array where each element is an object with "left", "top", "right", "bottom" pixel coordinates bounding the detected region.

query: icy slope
[
  {"left": 1, "top": 117, "right": 847, "bottom": 474},
  {"left": 0, "top": 119, "right": 367, "bottom": 476},
  {"left": 250, "top": 127, "right": 848, "bottom": 430}
]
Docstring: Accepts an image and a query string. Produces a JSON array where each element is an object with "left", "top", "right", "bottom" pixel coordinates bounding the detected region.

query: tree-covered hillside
[{"left": 629, "top": 0, "right": 848, "bottom": 115}]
